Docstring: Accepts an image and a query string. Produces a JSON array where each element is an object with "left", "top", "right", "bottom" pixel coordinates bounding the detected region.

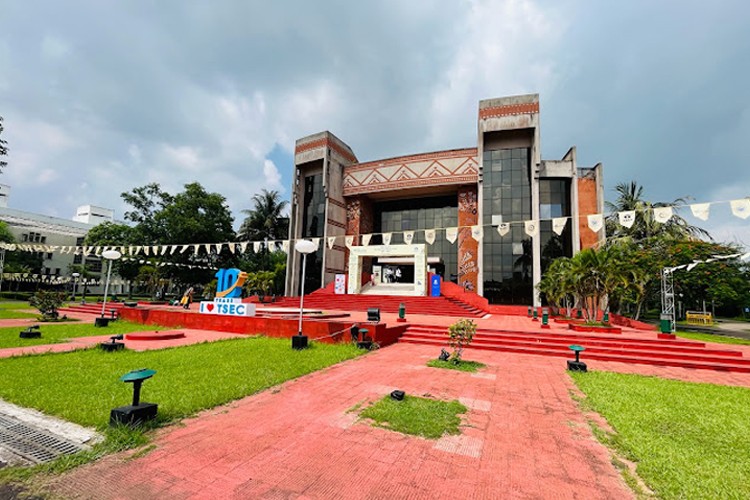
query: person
[
  {"left": 395, "top": 267, "right": 402, "bottom": 283},
  {"left": 182, "top": 286, "right": 194, "bottom": 310}
]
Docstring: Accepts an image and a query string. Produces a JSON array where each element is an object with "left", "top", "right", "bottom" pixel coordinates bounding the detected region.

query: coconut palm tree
[
  {"left": 605, "top": 181, "right": 710, "bottom": 242},
  {"left": 238, "top": 190, "right": 289, "bottom": 242}
]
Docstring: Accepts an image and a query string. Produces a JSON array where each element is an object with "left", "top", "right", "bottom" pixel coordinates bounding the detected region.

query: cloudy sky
[{"left": 1, "top": 0, "right": 748, "bottom": 244}]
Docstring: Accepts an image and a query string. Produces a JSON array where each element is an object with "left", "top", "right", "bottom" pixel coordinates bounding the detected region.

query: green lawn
[
  {"left": 0, "top": 301, "right": 37, "bottom": 319},
  {"left": 0, "top": 321, "right": 155, "bottom": 349},
  {"left": 570, "top": 371, "right": 750, "bottom": 499},
  {"left": 360, "top": 395, "right": 466, "bottom": 439},
  {"left": 676, "top": 330, "right": 750, "bottom": 346},
  {"left": 0, "top": 336, "right": 362, "bottom": 429}
]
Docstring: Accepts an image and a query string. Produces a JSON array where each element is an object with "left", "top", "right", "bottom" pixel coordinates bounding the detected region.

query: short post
[
  {"left": 532, "top": 309, "right": 538, "bottom": 321},
  {"left": 541, "top": 308, "right": 550, "bottom": 329},
  {"left": 576, "top": 309, "right": 583, "bottom": 319},
  {"left": 527, "top": 306, "right": 532, "bottom": 317},
  {"left": 602, "top": 311, "right": 610, "bottom": 324},
  {"left": 397, "top": 303, "right": 406, "bottom": 323}
]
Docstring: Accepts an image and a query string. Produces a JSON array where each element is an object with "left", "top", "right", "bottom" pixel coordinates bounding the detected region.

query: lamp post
[
  {"left": 100, "top": 250, "right": 122, "bottom": 319},
  {"left": 71, "top": 272, "right": 80, "bottom": 302},
  {"left": 294, "top": 239, "right": 317, "bottom": 349}
]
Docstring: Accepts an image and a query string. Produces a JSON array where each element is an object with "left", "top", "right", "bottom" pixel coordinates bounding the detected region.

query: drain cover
[{"left": 0, "top": 414, "right": 83, "bottom": 464}]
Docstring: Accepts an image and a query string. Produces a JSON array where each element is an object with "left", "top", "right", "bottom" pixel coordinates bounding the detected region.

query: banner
[
  {"left": 587, "top": 214, "right": 604, "bottom": 233},
  {"left": 497, "top": 223, "right": 510, "bottom": 236},
  {"left": 552, "top": 217, "right": 567, "bottom": 235},
  {"left": 690, "top": 203, "right": 710, "bottom": 221},
  {"left": 362, "top": 234, "right": 372, "bottom": 246},
  {"left": 327, "top": 236, "right": 336, "bottom": 249},
  {"left": 345, "top": 235, "right": 354, "bottom": 248},
  {"left": 618, "top": 210, "right": 636, "bottom": 228},
  {"left": 280, "top": 240, "right": 289, "bottom": 253},
  {"left": 524, "top": 220, "right": 538, "bottom": 238},
  {"left": 445, "top": 227, "right": 458, "bottom": 244},
  {"left": 470, "top": 225, "right": 483, "bottom": 241},
  {"left": 382, "top": 232, "right": 392, "bottom": 245},
  {"left": 730, "top": 199, "right": 750, "bottom": 219},
  {"left": 403, "top": 231, "right": 414, "bottom": 245},
  {"left": 653, "top": 206, "right": 673, "bottom": 224},
  {"left": 424, "top": 229, "right": 436, "bottom": 245}
]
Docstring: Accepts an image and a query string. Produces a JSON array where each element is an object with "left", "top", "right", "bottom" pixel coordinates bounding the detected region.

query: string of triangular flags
[
  {"left": 0, "top": 197, "right": 746, "bottom": 257},
  {"left": 665, "top": 252, "right": 750, "bottom": 273},
  {"left": 0, "top": 273, "right": 130, "bottom": 285}
]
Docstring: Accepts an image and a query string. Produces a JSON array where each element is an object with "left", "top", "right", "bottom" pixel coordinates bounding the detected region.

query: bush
[
  {"left": 448, "top": 318, "right": 477, "bottom": 363},
  {"left": 29, "top": 290, "right": 67, "bottom": 321},
  {"left": 0, "top": 291, "right": 34, "bottom": 301}
]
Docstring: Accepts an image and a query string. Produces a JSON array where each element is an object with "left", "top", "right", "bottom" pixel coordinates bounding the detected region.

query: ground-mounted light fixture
[
  {"left": 110, "top": 368, "right": 158, "bottom": 426},
  {"left": 567, "top": 344, "right": 587, "bottom": 372},
  {"left": 100, "top": 334, "right": 125, "bottom": 352}
]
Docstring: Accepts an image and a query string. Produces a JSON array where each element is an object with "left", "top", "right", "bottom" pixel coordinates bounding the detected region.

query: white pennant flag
[
  {"left": 215, "top": 243, "right": 223, "bottom": 254},
  {"left": 144, "top": 246, "right": 151, "bottom": 256},
  {"left": 618, "top": 210, "right": 636, "bottom": 228},
  {"left": 525, "top": 220, "right": 539, "bottom": 237},
  {"left": 403, "top": 231, "right": 414, "bottom": 245},
  {"left": 497, "top": 223, "right": 510, "bottom": 236},
  {"left": 730, "top": 199, "right": 750, "bottom": 219},
  {"left": 253, "top": 241, "right": 261, "bottom": 253},
  {"left": 587, "top": 214, "right": 604, "bottom": 233},
  {"left": 170, "top": 245, "right": 178, "bottom": 255},
  {"left": 552, "top": 217, "right": 567, "bottom": 235},
  {"left": 227, "top": 243, "right": 235, "bottom": 254},
  {"left": 161, "top": 246, "right": 168, "bottom": 255},
  {"left": 653, "top": 206, "right": 673, "bottom": 224},
  {"left": 180, "top": 245, "right": 190, "bottom": 254},
  {"left": 382, "top": 232, "right": 392, "bottom": 245},
  {"left": 239, "top": 242, "right": 248, "bottom": 253},
  {"left": 424, "top": 229, "right": 436, "bottom": 245},
  {"left": 328, "top": 236, "right": 336, "bottom": 249},
  {"left": 151, "top": 245, "right": 158, "bottom": 255},
  {"left": 445, "top": 227, "right": 458, "bottom": 244},
  {"left": 203, "top": 243, "right": 211, "bottom": 255},
  {"left": 690, "top": 203, "right": 710, "bottom": 221},
  {"left": 345, "top": 235, "right": 355, "bottom": 248},
  {"left": 119, "top": 246, "right": 126, "bottom": 255},
  {"left": 470, "top": 225, "right": 483, "bottom": 241},
  {"left": 310, "top": 238, "right": 320, "bottom": 250},
  {"left": 281, "top": 240, "right": 289, "bottom": 253},
  {"left": 362, "top": 234, "right": 372, "bottom": 246}
]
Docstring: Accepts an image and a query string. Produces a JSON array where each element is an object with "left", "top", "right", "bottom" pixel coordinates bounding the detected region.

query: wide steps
[
  {"left": 400, "top": 326, "right": 750, "bottom": 373},
  {"left": 274, "top": 294, "right": 485, "bottom": 318}
]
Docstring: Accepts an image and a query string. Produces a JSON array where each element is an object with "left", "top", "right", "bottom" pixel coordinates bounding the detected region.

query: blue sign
[
  {"left": 430, "top": 274, "right": 441, "bottom": 297},
  {"left": 215, "top": 268, "right": 247, "bottom": 299}
]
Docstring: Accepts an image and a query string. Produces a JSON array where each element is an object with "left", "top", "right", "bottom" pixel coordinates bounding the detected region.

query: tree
[
  {"left": 605, "top": 181, "right": 710, "bottom": 242},
  {"left": 238, "top": 189, "right": 289, "bottom": 241},
  {"left": 84, "top": 222, "right": 141, "bottom": 297},
  {"left": 0, "top": 116, "right": 8, "bottom": 173},
  {"left": 0, "top": 221, "right": 43, "bottom": 276},
  {"left": 121, "top": 183, "right": 173, "bottom": 244}
]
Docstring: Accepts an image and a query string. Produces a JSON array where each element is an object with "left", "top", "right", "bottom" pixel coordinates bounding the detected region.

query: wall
[{"left": 576, "top": 165, "right": 604, "bottom": 250}]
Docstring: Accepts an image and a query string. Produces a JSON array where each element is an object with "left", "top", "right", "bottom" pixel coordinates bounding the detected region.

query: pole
[
  {"left": 101, "top": 259, "right": 113, "bottom": 317},
  {"left": 298, "top": 253, "right": 307, "bottom": 335}
]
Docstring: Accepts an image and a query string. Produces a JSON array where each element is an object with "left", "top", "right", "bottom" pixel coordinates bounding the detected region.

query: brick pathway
[{"left": 47, "top": 344, "right": 634, "bottom": 499}]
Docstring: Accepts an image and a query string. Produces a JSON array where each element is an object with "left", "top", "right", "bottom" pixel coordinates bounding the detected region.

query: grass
[
  {"left": 570, "top": 371, "right": 750, "bottom": 499},
  {"left": 0, "top": 336, "right": 362, "bottom": 429},
  {"left": 427, "top": 359, "right": 486, "bottom": 372},
  {"left": 675, "top": 330, "right": 750, "bottom": 346},
  {"left": 0, "top": 301, "right": 37, "bottom": 319},
  {"left": 360, "top": 395, "right": 466, "bottom": 439},
  {"left": 0, "top": 320, "right": 156, "bottom": 349}
]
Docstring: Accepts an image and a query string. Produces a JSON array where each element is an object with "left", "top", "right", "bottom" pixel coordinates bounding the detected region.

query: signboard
[
  {"left": 334, "top": 274, "right": 346, "bottom": 294},
  {"left": 430, "top": 274, "right": 441, "bottom": 297},
  {"left": 199, "top": 268, "right": 256, "bottom": 317}
]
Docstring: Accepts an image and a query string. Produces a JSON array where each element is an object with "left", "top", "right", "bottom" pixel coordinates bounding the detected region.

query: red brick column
[
  {"left": 345, "top": 196, "right": 374, "bottom": 274},
  {"left": 457, "top": 186, "right": 479, "bottom": 293}
]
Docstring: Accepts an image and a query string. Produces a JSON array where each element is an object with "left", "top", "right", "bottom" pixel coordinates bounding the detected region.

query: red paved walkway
[{"left": 47, "top": 344, "right": 634, "bottom": 499}]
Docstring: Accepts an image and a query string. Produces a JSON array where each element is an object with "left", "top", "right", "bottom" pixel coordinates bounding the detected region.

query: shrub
[
  {"left": 448, "top": 318, "right": 477, "bottom": 363},
  {"left": 29, "top": 290, "right": 67, "bottom": 321}
]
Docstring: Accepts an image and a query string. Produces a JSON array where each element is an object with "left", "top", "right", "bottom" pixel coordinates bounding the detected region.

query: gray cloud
[{"left": 0, "top": 0, "right": 748, "bottom": 244}]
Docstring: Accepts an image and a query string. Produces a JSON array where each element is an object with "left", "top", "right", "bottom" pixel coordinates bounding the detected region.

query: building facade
[{"left": 285, "top": 94, "right": 604, "bottom": 306}]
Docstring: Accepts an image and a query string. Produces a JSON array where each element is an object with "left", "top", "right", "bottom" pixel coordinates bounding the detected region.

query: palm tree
[
  {"left": 238, "top": 190, "right": 289, "bottom": 242},
  {"left": 605, "top": 181, "right": 710, "bottom": 242}
]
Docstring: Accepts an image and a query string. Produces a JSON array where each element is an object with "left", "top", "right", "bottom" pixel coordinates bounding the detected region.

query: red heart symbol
[{"left": 207, "top": 303, "right": 214, "bottom": 312}]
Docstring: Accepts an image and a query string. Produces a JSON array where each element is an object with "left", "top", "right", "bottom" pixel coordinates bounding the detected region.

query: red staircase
[
  {"left": 60, "top": 303, "right": 126, "bottom": 316},
  {"left": 400, "top": 324, "right": 750, "bottom": 373},
  {"left": 273, "top": 290, "right": 487, "bottom": 318}
]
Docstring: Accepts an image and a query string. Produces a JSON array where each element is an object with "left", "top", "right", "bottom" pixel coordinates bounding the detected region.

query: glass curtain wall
[
  {"left": 482, "top": 148, "right": 533, "bottom": 304},
  {"left": 373, "top": 196, "right": 458, "bottom": 282},
  {"left": 298, "top": 173, "right": 325, "bottom": 294},
  {"left": 539, "top": 179, "right": 573, "bottom": 273}
]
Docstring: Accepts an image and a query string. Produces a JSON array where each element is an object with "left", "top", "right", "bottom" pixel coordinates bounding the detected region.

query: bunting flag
[
  {"left": 424, "top": 229, "right": 436, "bottom": 245},
  {"left": 690, "top": 202, "right": 710, "bottom": 221},
  {"left": 280, "top": 240, "right": 289, "bottom": 253},
  {"left": 587, "top": 214, "right": 604, "bottom": 233},
  {"left": 144, "top": 246, "right": 151, "bottom": 256},
  {"left": 653, "top": 206, "right": 673, "bottom": 224},
  {"left": 445, "top": 227, "right": 458, "bottom": 244},
  {"left": 525, "top": 220, "right": 539, "bottom": 237},
  {"left": 345, "top": 235, "right": 354, "bottom": 248},
  {"left": 180, "top": 244, "right": 190, "bottom": 254},
  {"left": 618, "top": 210, "right": 636, "bottom": 228},
  {"left": 327, "top": 236, "right": 336, "bottom": 249},
  {"left": 253, "top": 241, "right": 261, "bottom": 253},
  {"left": 239, "top": 242, "right": 248, "bottom": 253},
  {"left": 552, "top": 217, "right": 567, "bottom": 235},
  {"left": 470, "top": 225, "right": 483, "bottom": 241},
  {"left": 134, "top": 246, "right": 142, "bottom": 255},
  {"left": 310, "top": 238, "right": 320, "bottom": 250},
  {"left": 193, "top": 244, "right": 200, "bottom": 256},
  {"left": 169, "top": 245, "right": 177, "bottom": 255},
  {"left": 730, "top": 198, "right": 750, "bottom": 219},
  {"left": 403, "top": 231, "right": 414, "bottom": 245},
  {"left": 497, "top": 223, "right": 510, "bottom": 236},
  {"left": 161, "top": 246, "right": 168, "bottom": 255},
  {"left": 215, "top": 243, "right": 223, "bottom": 254},
  {"left": 382, "top": 232, "right": 392, "bottom": 245},
  {"left": 362, "top": 234, "right": 372, "bottom": 246},
  {"left": 227, "top": 243, "right": 236, "bottom": 254}
]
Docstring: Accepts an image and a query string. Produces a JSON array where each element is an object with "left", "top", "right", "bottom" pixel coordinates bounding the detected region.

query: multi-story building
[{"left": 285, "top": 94, "right": 604, "bottom": 306}]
